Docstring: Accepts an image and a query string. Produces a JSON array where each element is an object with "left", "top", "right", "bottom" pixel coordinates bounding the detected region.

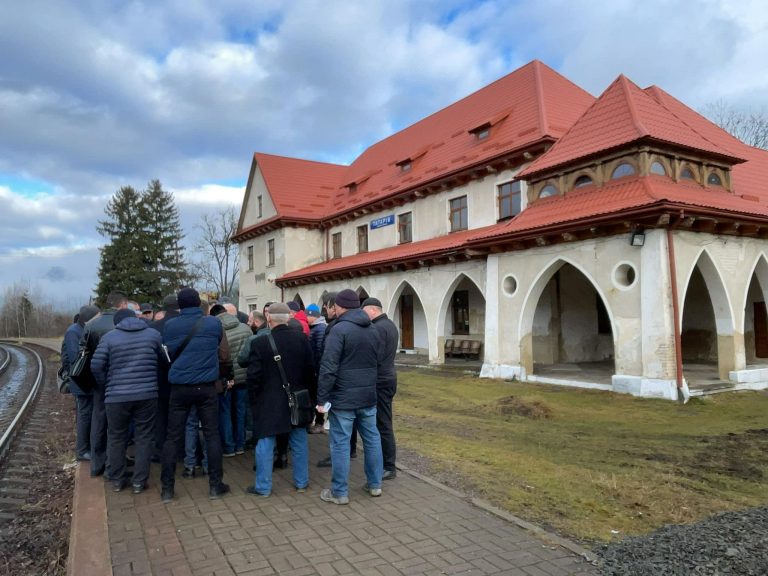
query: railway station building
[{"left": 233, "top": 60, "right": 768, "bottom": 401}]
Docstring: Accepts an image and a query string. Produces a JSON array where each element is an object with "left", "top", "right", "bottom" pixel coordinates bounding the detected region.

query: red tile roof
[
  {"left": 251, "top": 152, "right": 347, "bottom": 220},
  {"left": 520, "top": 75, "right": 745, "bottom": 178},
  {"left": 278, "top": 227, "right": 490, "bottom": 283},
  {"left": 328, "top": 61, "right": 595, "bottom": 217}
]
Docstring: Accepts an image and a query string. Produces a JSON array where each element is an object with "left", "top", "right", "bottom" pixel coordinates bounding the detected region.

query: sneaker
[
  {"left": 132, "top": 482, "right": 147, "bottom": 495},
  {"left": 112, "top": 479, "right": 128, "bottom": 492},
  {"left": 382, "top": 469, "right": 397, "bottom": 481},
  {"left": 316, "top": 456, "right": 332, "bottom": 468},
  {"left": 235, "top": 449, "right": 245, "bottom": 455},
  {"left": 182, "top": 467, "right": 195, "bottom": 479},
  {"left": 363, "top": 484, "right": 382, "bottom": 497},
  {"left": 295, "top": 485, "right": 309, "bottom": 493},
  {"left": 320, "top": 489, "right": 349, "bottom": 505},
  {"left": 161, "top": 487, "right": 174, "bottom": 503},
  {"left": 223, "top": 452, "right": 236, "bottom": 458},
  {"left": 209, "top": 483, "right": 231, "bottom": 499},
  {"left": 246, "top": 486, "right": 270, "bottom": 497}
]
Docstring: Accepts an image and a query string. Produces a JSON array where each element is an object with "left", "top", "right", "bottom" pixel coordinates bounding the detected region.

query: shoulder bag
[
  {"left": 267, "top": 333, "right": 314, "bottom": 427},
  {"left": 69, "top": 327, "right": 93, "bottom": 392}
]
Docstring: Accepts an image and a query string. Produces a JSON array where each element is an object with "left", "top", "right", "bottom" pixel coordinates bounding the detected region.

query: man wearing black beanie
[{"left": 160, "top": 287, "right": 233, "bottom": 502}]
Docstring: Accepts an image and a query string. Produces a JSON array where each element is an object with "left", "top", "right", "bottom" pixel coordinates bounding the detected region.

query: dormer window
[
  {"left": 650, "top": 161, "right": 667, "bottom": 176},
  {"left": 539, "top": 184, "right": 558, "bottom": 198},
  {"left": 399, "top": 160, "right": 412, "bottom": 172},
  {"left": 707, "top": 172, "right": 723, "bottom": 186},
  {"left": 469, "top": 123, "right": 491, "bottom": 141},
  {"left": 574, "top": 175, "right": 593, "bottom": 188},
  {"left": 680, "top": 167, "right": 695, "bottom": 180},
  {"left": 347, "top": 182, "right": 358, "bottom": 193},
  {"left": 611, "top": 163, "right": 636, "bottom": 179}
]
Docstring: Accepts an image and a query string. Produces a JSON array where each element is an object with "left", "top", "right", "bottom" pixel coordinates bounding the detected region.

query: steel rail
[
  {"left": 0, "top": 345, "right": 11, "bottom": 375},
  {"left": 0, "top": 343, "right": 44, "bottom": 462}
]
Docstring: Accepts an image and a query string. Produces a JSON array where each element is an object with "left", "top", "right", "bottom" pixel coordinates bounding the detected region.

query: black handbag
[
  {"left": 57, "top": 364, "right": 71, "bottom": 394},
  {"left": 268, "top": 333, "right": 314, "bottom": 427},
  {"left": 69, "top": 328, "right": 93, "bottom": 392}
]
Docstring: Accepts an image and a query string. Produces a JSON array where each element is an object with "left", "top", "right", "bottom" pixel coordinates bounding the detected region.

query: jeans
[
  {"left": 232, "top": 388, "right": 247, "bottom": 451},
  {"left": 219, "top": 390, "right": 235, "bottom": 454},
  {"left": 376, "top": 388, "right": 397, "bottom": 471},
  {"left": 162, "top": 383, "right": 222, "bottom": 489},
  {"left": 74, "top": 394, "right": 93, "bottom": 459},
  {"left": 184, "top": 406, "right": 208, "bottom": 471},
  {"left": 105, "top": 399, "right": 156, "bottom": 486},
  {"left": 254, "top": 428, "right": 309, "bottom": 494},
  {"left": 329, "top": 406, "right": 382, "bottom": 497},
  {"left": 153, "top": 395, "right": 169, "bottom": 459},
  {"left": 90, "top": 382, "right": 108, "bottom": 477}
]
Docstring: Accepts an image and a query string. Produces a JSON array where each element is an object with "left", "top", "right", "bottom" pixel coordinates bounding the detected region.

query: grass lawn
[{"left": 394, "top": 367, "right": 768, "bottom": 543}]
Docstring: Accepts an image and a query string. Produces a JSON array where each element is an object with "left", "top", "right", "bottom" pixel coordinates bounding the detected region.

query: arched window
[
  {"left": 574, "top": 175, "right": 593, "bottom": 188},
  {"left": 707, "top": 172, "right": 723, "bottom": 186},
  {"left": 611, "top": 163, "right": 636, "bottom": 179},
  {"left": 680, "top": 167, "right": 695, "bottom": 180},
  {"left": 650, "top": 161, "right": 667, "bottom": 176},
  {"left": 539, "top": 184, "right": 558, "bottom": 198}
]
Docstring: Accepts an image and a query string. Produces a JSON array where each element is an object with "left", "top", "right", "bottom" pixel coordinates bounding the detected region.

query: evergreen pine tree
[
  {"left": 140, "top": 180, "right": 188, "bottom": 300},
  {"left": 95, "top": 181, "right": 188, "bottom": 305},
  {"left": 95, "top": 186, "right": 144, "bottom": 305}
]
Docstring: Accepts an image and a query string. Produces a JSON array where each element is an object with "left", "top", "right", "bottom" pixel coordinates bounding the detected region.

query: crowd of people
[{"left": 61, "top": 287, "right": 399, "bottom": 504}]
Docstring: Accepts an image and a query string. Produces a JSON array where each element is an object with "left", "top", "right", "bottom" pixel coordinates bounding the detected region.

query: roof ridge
[
  {"left": 643, "top": 85, "right": 743, "bottom": 157},
  {"left": 533, "top": 60, "right": 550, "bottom": 136},
  {"left": 619, "top": 75, "right": 649, "bottom": 138}
]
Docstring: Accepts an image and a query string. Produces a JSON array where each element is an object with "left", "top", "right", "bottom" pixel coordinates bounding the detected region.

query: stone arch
[
  {"left": 679, "top": 249, "right": 735, "bottom": 380},
  {"left": 388, "top": 280, "right": 428, "bottom": 353},
  {"left": 518, "top": 257, "right": 616, "bottom": 377},
  {"left": 742, "top": 254, "right": 768, "bottom": 362},
  {"left": 436, "top": 273, "right": 486, "bottom": 361},
  {"left": 356, "top": 285, "right": 370, "bottom": 301}
]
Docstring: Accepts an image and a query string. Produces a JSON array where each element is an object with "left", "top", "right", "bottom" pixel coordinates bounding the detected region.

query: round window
[
  {"left": 502, "top": 275, "right": 518, "bottom": 297},
  {"left": 613, "top": 263, "right": 637, "bottom": 289}
]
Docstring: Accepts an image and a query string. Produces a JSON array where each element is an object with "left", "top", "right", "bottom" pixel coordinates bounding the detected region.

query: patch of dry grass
[{"left": 394, "top": 368, "right": 768, "bottom": 543}]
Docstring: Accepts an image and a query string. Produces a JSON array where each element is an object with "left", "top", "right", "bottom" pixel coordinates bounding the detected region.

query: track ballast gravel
[{"left": 597, "top": 505, "right": 768, "bottom": 575}]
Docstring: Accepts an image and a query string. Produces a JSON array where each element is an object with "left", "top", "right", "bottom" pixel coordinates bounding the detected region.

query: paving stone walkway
[{"left": 105, "top": 433, "right": 598, "bottom": 576}]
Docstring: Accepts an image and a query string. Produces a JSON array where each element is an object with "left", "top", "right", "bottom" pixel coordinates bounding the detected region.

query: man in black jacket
[
  {"left": 79, "top": 291, "right": 129, "bottom": 478},
  {"left": 362, "top": 297, "right": 399, "bottom": 480},
  {"left": 316, "top": 289, "right": 383, "bottom": 505},
  {"left": 245, "top": 303, "right": 316, "bottom": 496}
]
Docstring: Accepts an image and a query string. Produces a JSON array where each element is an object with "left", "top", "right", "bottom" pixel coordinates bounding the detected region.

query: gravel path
[{"left": 597, "top": 505, "right": 768, "bottom": 575}]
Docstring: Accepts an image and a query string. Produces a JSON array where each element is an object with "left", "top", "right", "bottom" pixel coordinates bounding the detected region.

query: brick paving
[{"left": 104, "top": 433, "right": 598, "bottom": 576}]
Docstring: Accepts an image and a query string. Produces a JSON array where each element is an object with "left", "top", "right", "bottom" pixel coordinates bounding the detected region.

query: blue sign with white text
[{"left": 370, "top": 215, "right": 395, "bottom": 229}]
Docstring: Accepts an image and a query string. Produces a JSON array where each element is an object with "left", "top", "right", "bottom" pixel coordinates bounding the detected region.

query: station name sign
[{"left": 370, "top": 215, "right": 395, "bottom": 229}]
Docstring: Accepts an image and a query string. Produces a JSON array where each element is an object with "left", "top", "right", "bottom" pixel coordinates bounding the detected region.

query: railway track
[{"left": 0, "top": 341, "right": 70, "bottom": 533}]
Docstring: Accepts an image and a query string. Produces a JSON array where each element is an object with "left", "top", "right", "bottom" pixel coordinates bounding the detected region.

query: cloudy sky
[{"left": 1, "top": 0, "right": 766, "bottom": 309}]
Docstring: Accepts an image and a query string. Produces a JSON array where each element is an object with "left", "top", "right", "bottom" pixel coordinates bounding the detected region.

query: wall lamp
[{"left": 630, "top": 230, "right": 646, "bottom": 247}]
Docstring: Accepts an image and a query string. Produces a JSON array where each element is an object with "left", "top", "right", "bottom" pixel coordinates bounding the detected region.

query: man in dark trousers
[
  {"left": 160, "top": 287, "right": 232, "bottom": 502},
  {"left": 149, "top": 294, "right": 180, "bottom": 461},
  {"left": 316, "top": 288, "right": 383, "bottom": 505},
  {"left": 362, "top": 297, "right": 399, "bottom": 480},
  {"left": 77, "top": 291, "right": 129, "bottom": 479},
  {"left": 245, "top": 302, "right": 316, "bottom": 496},
  {"left": 91, "top": 308, "right": 165, "bottom": 494}
]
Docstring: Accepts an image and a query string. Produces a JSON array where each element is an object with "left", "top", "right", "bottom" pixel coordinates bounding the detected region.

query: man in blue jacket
[
  {"left": 316, "top": 288, "right": 383, "bottom": 505},
  {"left": 160, "top": 287, "right": 233, "bottom": 502},
  {"left": 91, "top": 308, "right": 165, "bottom": 494}
]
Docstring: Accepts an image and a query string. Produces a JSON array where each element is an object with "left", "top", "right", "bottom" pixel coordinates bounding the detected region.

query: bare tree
[
  {"left": 703, "top": 100, "right": 768, "bottom": 149},
  {"left": 0, "top": 281, "right": 71, "bottom": 338},
  {"left": 189, "top": 206, "right": 240, "bottom": 299}
]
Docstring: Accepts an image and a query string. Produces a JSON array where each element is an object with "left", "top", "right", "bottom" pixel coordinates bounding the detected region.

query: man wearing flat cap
[
  {"left": 316, "top": 288, "right": 383, "bottom": 505},
  {"left": 245, "top": 302, "right": 315, "bottom": 496},
  {"left": 362, "top": 297, "right": 399, "bottom": 480}
]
